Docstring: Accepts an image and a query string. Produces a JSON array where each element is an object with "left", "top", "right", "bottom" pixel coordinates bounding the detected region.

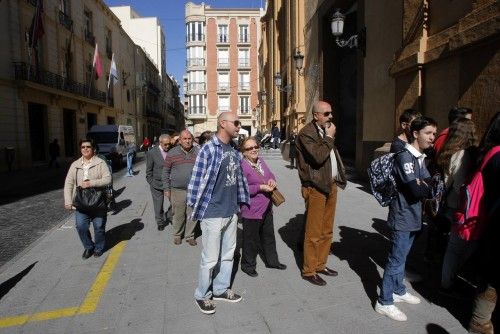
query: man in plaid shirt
[{"left": 187, "top": 112, "right": 249, "bottom": 314}]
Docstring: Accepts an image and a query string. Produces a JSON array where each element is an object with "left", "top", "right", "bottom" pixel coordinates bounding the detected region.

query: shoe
[
  {"left": 393, "top": 292, "right": 421, "bottom": 304},
  {"left": 317, "top": 267, "right": 338, "bottom": 277},
  {"left": 302, "top": 274, "right": 326, "bottom": 286},
  {"left": 213, "top": 289, "right": 242, "bottom": 303},
  {"left": 187, "top": 239, "right": 197, "bottom": 246},
  {"left": 469, "top": 320, "right": 493, "bottom": 334},
  {"left": 266, "top": 263, "right": 287, "bottom": 270},
  {"left": 93, "top": 250, "right": 103, "bottom": 258},
  {"left": 242, "top": 268, "right": 258, "bottom": 277},
  {"left": 195, "top": 299, "right": 216, "bottom": 315},
  {"left": 157, "top": 224, "right": 166, "bottom": 231},
  {"left": 82, "top": 249, "right": 93, "bottom": 259},
  {"left": 374, "top": 301, "right": 407, "bottom": 321},
  {"left": 174, "top": 237, "right": 182, "bottom": 245}
]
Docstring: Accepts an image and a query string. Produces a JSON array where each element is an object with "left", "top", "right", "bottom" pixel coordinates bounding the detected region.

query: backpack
[
  {"left": 367, "top": 151, "right": 404, "bottom": 207},
  {"left": 453, "top": 146, "right": 500, "bottom": 241}
]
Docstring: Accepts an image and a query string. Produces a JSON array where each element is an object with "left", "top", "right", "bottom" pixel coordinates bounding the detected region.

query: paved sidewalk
[{"left": 0, "top": 158, "right": 469, "bottom": 333}]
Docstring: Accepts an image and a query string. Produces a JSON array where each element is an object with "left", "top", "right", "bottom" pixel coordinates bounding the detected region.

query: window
[
  {"left": 105, "top": 28, "right": 112, "bottom": 59},
  {"left": 239, "top": 96, "right": 250, "bottom": 114},
  {"left": 218, "top": 72, "right": 229, "bottom": 90},
  {"left": 238, "top": 49, "right": 249, "bottom": 67},
  {"left": 187, "top": 46, "right": 204, "bottom": 66},
  {"left": 186, "top": 22, "right": 204, "bottom": 42},
  {"left": 59, "top": 0, "right": 70, "bottom": 14},
  {"left": 218, "top": 25, "right": 228, "bottom": 43},
  {"left": 84, "top": 9, "right": 94, "bottom": 44},
  {"left": 189, "top": 95, "right": 205, "bottom": 114},
  {"left": 188, "top": 71, "right": 205, "bottom": 91},
  {"left": 218, "top": 96, "right": 230, "bottom": 112},
  {"left": 217, "top": 49, "right": 229, "bottom": 66},
  {"left": 238, "top": 25, "right": 249, "bottom": 43},
  {"left": 238, "top": 72, "right": 250, "bottom": 91}
]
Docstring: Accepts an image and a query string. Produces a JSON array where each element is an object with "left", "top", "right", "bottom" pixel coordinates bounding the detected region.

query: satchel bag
[{"left": 271, "top": 188, "right": 285, "bottom": 206}]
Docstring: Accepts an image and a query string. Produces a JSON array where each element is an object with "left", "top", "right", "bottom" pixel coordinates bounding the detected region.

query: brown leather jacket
[{"left": 296, "top": 121, "right": 347, "bottom": 194}]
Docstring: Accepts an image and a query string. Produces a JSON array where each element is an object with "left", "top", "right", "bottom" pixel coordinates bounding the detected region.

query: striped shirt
[
  {"left": 187, "top": 135, "right": 249, "bottom": 221},
  {"left": 162, "top": 145, "right": 199, "bottom": 191}
]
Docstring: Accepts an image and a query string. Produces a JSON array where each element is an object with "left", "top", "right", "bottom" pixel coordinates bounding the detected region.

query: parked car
[{"left": 87, "top": 125, "right": 136, "bottom": 170}]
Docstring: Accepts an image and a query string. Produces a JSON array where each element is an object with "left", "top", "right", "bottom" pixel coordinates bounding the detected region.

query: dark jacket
[
  {"left": 146, "top": 146, "right": 167, "bottom": 190},
  {"left": 288, "top": 133, "right": 297, "bottom": 159},
  {"left": 296, "top": 121, "right": 347, "bottom": 194}
]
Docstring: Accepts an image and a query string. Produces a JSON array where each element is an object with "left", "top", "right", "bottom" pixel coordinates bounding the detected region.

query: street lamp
[
  {"left": 274, "top": 73, "right": 292, "bottom": 93},
  {"left": 331, "top": 9, "right": 366, "bottom": 55}
]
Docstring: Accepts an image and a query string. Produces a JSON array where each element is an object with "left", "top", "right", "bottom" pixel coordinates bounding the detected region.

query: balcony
[
  {"left": 238, "top": 35, "right": 250, "bottom": 44},
  {"left": 238, "top": 58, "right": 250, "bottom": 68},
  {"left": 84, "top": 30, "right": 95, "bottom": 45},
  {"left": 13, "top": 62, "right": 108, "bottom": 104},
  {"left": 186, "top": 82, "right": 206, "bottom": 93},
  {"left": 217, "top": 83, "right": 230, "bottom": 93},
  {"left": 218, "top": 106, "right": 230, "bottom": 113},
  {"left": 238, "top": 83, "right": 250, "bottom": 92},
  {"left": 217, "top": 58, "right": 229, "bottom": 68},
  {"left": 58, "top": 11, "right": 73, "bottom": 31},
  {"left": 186, "top": 106, "right": 206, "bottom": 119},
  {"left": 145, "top": 107, "right": 162, "bottom": 119},
  {"left": 186, "top": 34, "right": 205, "bottom": 43},
  {"left": 186, "top": 58, "right": 205, "bottom": 67},
  {"left": 238, "top": 107, "right": 252, "bottom": 117},
  {"left": 216, "top": 34, "right": 229, "bottom": 44}
]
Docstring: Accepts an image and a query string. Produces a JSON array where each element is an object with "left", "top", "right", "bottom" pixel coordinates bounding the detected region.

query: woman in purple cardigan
[{"left": 239, "top": 137, "right": 286, "bottom": 277}]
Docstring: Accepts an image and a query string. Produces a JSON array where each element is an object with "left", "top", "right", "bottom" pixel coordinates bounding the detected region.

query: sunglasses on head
[
  {"left": 244, "top": 145, "right": 259, "bottom": 151},
  {"left": 225, "top": 120, "right": 241, "bottom": 127}
]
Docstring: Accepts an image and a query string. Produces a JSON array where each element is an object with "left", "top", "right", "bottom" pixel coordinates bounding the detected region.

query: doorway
[
  {"left": 63, "top": 109, "right": 76, "bottom": 157},
  {"left": 28, "top": 103, "right": 48, "bottom": 161},
  {"left": 87, "top": 112, "right": 97, "bottom": 131}
]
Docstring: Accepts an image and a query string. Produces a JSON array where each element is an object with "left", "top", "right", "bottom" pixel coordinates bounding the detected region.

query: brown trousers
[{"left": 302, "top": 184, "right": 338, "bottom": 276}]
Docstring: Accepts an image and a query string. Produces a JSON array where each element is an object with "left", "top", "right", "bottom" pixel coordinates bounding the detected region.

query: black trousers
[{"left": 241, "top": 206, "right": 280, "bottom": 271}]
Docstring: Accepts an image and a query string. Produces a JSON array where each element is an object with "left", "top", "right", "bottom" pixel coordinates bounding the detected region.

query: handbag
[
  {"left": 271, "top": 188, "right": 285, "bottom": 206},
  {"left": 72, "top": 168, "right": 108, "bottom": 215}
]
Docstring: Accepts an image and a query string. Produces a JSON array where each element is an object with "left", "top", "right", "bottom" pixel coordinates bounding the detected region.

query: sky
[{"left": 104, "top": 0, "right": 263, "bottom": 91}]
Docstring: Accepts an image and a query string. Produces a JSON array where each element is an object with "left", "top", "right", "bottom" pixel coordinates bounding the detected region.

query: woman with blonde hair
[
  {"left": 435, "top": 118, "right": 478, "bottom": 292},
  {"left": 239, "top": 136, "right": 286, "bottom": 277}
]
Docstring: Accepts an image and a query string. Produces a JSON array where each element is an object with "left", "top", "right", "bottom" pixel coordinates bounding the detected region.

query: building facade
[
  {"left": 184, "top": 2, "right": 262, "bottom": 135},
  {"left": 260, "top": 0, "right": 500, "bottom": 173},
  {"left": 0, "top": 0, "right": 168, "bottom": 171}
]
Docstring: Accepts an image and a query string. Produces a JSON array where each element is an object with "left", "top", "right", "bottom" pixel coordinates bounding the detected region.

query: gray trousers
[
  {"left": 171, "top": 189, "right": 196, "bottom": 239},
  {"left": 150, "top": 185, "right": 172, "bottom": 226}
]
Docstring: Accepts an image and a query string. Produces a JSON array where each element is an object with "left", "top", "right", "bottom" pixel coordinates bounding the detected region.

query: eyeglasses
[
  {"left": 225, "top": 120, "right": 241, "bottom": 127},
  {"left": 244, "top": 145, "right": 259, "bottom": 151},
  {"left": 316, "top": 111, "right": 332, "bottom": 117},
  {"left": 81, "top": 145, "right": 92, "bottom": 149}
]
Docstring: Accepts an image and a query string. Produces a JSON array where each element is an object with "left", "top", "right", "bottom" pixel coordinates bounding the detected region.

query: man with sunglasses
[
  {"left": 187, "top": 112, "right": 249, "bottom": 314},
  {"left": 296, "top": 101, "right": 346, "bottom": 286}
]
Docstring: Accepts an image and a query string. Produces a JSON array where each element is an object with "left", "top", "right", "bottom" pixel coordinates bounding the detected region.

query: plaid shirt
[{"left": 187, "top": 135, "right": 249, "bottom": 221}]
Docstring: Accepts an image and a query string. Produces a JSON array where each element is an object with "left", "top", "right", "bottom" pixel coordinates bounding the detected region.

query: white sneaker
[
  {"left": 393, "top": 292, "right": 421, "bottom": 304},
  {"left": 375, "top": 301, "right": 407, "bottom": 321}
]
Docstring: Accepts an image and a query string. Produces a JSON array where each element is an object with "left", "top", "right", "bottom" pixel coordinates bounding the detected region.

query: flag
[
  {"left": 108, "top": 53, "right": 118, "bottom": 88},
  {"left": 92, "top": 43, "right": 103, "bottom": 79},
  {"left": 29, "top": 0, "right": 44, "bottom": 49}
]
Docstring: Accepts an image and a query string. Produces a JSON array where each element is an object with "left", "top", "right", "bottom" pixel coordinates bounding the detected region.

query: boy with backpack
[{"left": 375, "top": 117, "right": 437, "bottom": 322}]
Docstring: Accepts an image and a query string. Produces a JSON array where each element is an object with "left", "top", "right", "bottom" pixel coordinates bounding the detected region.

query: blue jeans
[
  {"left": 75, "top": 211, "right": 107, "bottom": 252},
  {"left": 378, "top": 230, "right": 417, "bottom": 305},
  {"left": 126, "top": 152, "right": 134, "bottom": 175},
  {"left": 194, "top": 214, "right": 237, "bottom": 300},
  {"left": 441, "top": 229, "right": 477, "bottom": 288}
]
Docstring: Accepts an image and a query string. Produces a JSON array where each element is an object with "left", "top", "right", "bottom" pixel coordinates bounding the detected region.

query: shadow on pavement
[
  {"left": 110, "top": 199, "right": 132, "bottom": 215},
  {"left": 0, "top": 262, "right": 37, "bottom": 301},
  {"left": 278, "top": 214, "right": 305, "bottom": 272},
  {"left": 426, "top": 323, "right": 451, "bottom": 334},
  {"left": 104, "top": 218, "right": 144, "bottom": 252},
  {"left": 113, "top": 186, "right": 126, "bottom": 199}
]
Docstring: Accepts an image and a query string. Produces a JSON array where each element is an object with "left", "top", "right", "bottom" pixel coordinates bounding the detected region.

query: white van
[{"left": 87, "top": 125, "right": 136, "bottom": 168}]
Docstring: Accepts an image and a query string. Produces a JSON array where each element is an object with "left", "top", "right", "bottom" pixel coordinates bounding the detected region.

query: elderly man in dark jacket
[{"left": 296, "top": 100, "right": 346, "bottom": 286}]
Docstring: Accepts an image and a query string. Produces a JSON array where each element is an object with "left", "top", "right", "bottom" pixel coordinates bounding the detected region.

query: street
[{"left": 0, "top": 155, "right": 469, "bottom": 333}]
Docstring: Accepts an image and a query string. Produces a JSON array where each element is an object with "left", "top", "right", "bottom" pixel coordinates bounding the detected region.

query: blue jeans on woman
[
  {"left": 378, "top": 230, "right": 417, "bottom": 305},
  {"left": 126, "top": 152, "right": 134, "bottom": 176},
  {"left": 75, "top": 211, "right": 107, "bottom": 252},
  {"left": 194, "top": 214, "right": 237, "bottom": 300}
]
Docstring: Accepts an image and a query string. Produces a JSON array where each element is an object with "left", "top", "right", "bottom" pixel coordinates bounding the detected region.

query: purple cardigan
[{"left": 240, "top": 158, "right": 276, "bottom": 219}]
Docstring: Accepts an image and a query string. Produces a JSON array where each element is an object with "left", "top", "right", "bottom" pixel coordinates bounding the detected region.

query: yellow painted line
[
  {"left": 78, "top": 241, "right": 126, "bottom": 314},
  {"left": 0, "top": 241, "right": 126, "bottom": 328}
]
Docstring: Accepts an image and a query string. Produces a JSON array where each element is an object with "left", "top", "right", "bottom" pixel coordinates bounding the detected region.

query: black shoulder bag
[{"left": 73, "top": 168, "right": 108, "bottom": 215}]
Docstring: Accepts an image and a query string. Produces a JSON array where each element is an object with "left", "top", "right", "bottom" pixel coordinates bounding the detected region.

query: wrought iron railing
[{"left": 13, "top": 62, "right": 108, "bottom": 104}]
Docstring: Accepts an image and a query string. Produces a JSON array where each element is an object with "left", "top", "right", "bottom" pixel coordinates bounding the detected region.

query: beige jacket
[{"left": 64, "top": 156, "right": 112, "bottom": 205}]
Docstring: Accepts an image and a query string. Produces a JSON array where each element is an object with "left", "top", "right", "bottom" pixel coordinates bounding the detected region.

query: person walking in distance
[
  {"left": 146, "top": 134, "right": 171, "bottom": 231},
  {"left": 126, "top": 142, "right": 136, "bottom": 177},
  {"left": 288, "top": 130, "right": 298, "bottom": 168},
  {"left": 163, "top": 130, "right": 199, "bottom": 246},
  {"left": 296, "top": 101, "right": 347, "bottom": 286},
  {"left": 271, "top": 123, "right": 280, "bottom": 149},
  {"left": 49, "top": 138, "right": 60, "bottom": 168},
  {"left": 374, "top": 117, "right": 437, "bottom": 322},
  {"left": 188, "top": 112, "right": 249, "bottom": 314}
]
